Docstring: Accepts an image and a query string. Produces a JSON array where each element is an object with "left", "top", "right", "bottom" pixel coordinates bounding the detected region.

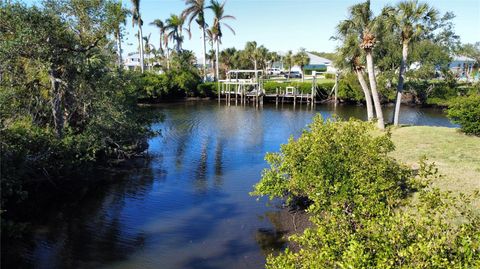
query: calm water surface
[{"left": 6, "top": 102, "right": 455, "bottom": 269}]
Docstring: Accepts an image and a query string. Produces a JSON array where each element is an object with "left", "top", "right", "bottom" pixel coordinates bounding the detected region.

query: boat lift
[{"left": 218, "top": 70, "right": 265, "bottom": 106}]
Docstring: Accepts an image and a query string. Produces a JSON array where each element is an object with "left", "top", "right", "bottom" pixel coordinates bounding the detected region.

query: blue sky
[{"left": 23, "top": 0, "right": 480, "bottom": 57}]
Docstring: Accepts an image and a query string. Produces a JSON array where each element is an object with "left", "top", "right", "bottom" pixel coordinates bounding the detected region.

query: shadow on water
[
  {"left": 3, "top": 101, "right": 455, "bottom": 269},
  {"left": 3, "top": 158, "right": 157, "bottom": 269},
  {"left": 194, "top": 137, "right": 210, "bottom": 194},
  {"left": 213, "top": 138, "right": 225, "bottom": 188}
]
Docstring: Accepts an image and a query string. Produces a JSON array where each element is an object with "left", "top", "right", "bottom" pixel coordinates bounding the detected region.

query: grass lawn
[{"left": 390, "top": 126, "right": 480, "bottom": 197}]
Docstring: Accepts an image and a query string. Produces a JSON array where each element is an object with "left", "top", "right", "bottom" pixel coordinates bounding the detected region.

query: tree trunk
[
  {"left": 148, "top": 51, "right": 151, "bottom": 71},
  {"left": 211, "top": 44, "right": 216, "bottom": 80},
  {"left": 159, "top": 31, "right": 163, "bottom": 56},
  {"left": 116, "top": 31, "right": 123, "bottom": 68},
  {"left": 138, "top": 26, "right": 145, "bottom": 73},
  {"left": 176, "top": 30, "right": 182, "bottom": 52},
  {"left": 49, "top": 67, "right": 64, "bottom": 138},
  {"left": 215, "top": 39, "right": 220, "bottom": 82},
  {"left": 392, "top": 41, "right": 409, "bottom": 126},
  {"left": 201, "top": 26, "right": 207, "bottom": 81},
  {"left": 355, "top": 69, "right": 374, "bottom": 121},
  {"left": 365, "top": 51, "right": 385, "bottom": 129},
  {"left": 166, "top": 47, "right": 170, "bottom": 70},
  {"left": 254, "top": 60, "right": 258, "bottom": 81},
  {"left": 301, "top": 67, "right": 304, "bottom": 82}
]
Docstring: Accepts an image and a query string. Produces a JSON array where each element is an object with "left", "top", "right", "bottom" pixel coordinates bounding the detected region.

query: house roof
[
  {"left": 306, "top": 52, "right": 333, "bottom": 65},
  {"left": 125, "top": 52, "right": 155, "bottom": 59},
  {"left": 452, "top": 55, "right": 476, "bottom": 63}
]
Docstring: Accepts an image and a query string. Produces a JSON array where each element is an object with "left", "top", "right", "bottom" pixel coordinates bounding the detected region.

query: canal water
[{"left": 5, "top": 102, "right": 455, "bottom": 269}]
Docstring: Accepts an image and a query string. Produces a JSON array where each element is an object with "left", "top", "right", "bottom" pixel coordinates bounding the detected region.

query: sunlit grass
[{"left": 390, "top": 126, "right": 480, "bottom": 196}]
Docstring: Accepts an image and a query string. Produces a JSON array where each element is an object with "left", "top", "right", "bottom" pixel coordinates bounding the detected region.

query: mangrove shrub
[
  {"left": 0, "top": 1, "right": 158, "bottom": 209},
  {"left": 252, "top": 116, "right": 480, "bottom": 268},
  {"left": 448, "top": 94, "right": 480, "bottom": 136}
]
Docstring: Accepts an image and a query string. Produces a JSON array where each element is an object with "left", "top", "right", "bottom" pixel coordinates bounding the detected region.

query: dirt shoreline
[{"left": 257, "top": 205, "right": 313, "bottom": 254}]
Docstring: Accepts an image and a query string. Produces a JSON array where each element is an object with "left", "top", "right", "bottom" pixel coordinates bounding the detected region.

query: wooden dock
[{"left": 218, "top": 70, "right": 339, "bottom": 107}]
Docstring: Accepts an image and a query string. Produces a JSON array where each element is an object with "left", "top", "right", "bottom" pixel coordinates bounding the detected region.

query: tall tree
[
  {"left": 130, "top": 0, "right": 144, "bottom": 73},
  {"left": 143, "top": 34, "right": 155, "bottom": 70},
  {"left": 182, "top": 0, "right": 208, "bottom": 81},
  {"left": 163, "top": 25, "right": 171, "bottom": 70},
  {"left": 334, "top": 34, "right": 374, "bottom": 120},
  {"left": 338, "top": 0, "right": 385, "bottom": 129},
  {"left": 220, "top": 47, "right": 237, "bottom": 74},
  {"left": 267, "top": 51, "right": 280, "bottom": 70},
  {"left": 165, "top": 14, "right": 189, "bottom": 52},
  {"left": 2, "top": 0, "right": 120, "bottom": 138},
  {"left": 384, "top": 1, "right": 438, "bottom": 126},
  {"left": 208, "top": 0, "right": 235, "bottom": 81},
  {"left": 256, "top": 45, "right": 269, "bottom": 74},
  {"left": 106, "top": 1, "right": 129, "bottom": 68},
  {"left": 283, "top": 50, "right": 294, "bottom": 81},
  {"left": 150, "top": 19, "right": 165, "bottom": 56},
  {"left": 293, "top": 48, "right": 310, "bottom": 82},
  {"left": 206, "top": 27, "right": 216, "bottom": 78}
]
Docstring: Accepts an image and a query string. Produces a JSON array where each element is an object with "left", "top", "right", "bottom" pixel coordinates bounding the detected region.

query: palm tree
[
  {"left": 243, "top": 41, "right": 263, "bottom": 80},
  {"left": 165, "top": 14, "right": 189, "bottom": 52},
  {"left": 208, "top": 48, "right": 216, "bottom": 78},
  {"left": 338, "top": 0, "right": 384, "bottom": 129},
  {"left": 220, "top": 47, "right": 237, "bottom": 74},
  {"left": 106, "top": 1, "right": 128, "bottom": 68},
  {"left": 163, "top": 29, "right": 171, "bottom": 70},
  {"left": 283, "top": 50, "right": 293, "bottom": 81},
  {"left": 386, "top": 0, "right": 438, "bottom": 126},
  {"left": 143, "top": 34, "right": 155, "bottom": 70},
  {"left": 130, "top": 0, "right": 145, "bottom": 73},
  {"left": 150, "top": 19, "right": 165, "bottom": 56},
  {"left": 205, "top": 27, "right": 217, "bottom": 79},
  {"left": 267, "top": 51, "right": 280, "bottom": 69},
  {"left": 335, "top": 33, "right": 374, "bottom": 120},
  {"left": 293, "top": 48, "right": 310, "bottom": 82},
  {"left": 182, "top": 0, "right": 208, "bottom": 81},
  {"left": 208, "top": 0, "right": 235, "bottom": 81}
]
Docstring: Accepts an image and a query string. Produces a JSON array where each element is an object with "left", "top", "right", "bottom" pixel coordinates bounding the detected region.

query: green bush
[
  {"left": 405, "top": 80, "right": 461, "bottom": 106},
  {"left": 197, "top": 82, "right": 218, "bottom": 98},
  {"left": 267, "top": 188, "right": 480, "bottom": 269},
  {"left": 252, "top": 116, "right": 419, "bottom": 216},
  {"left": 337, "top": 73, "right": 365, "bottom": 102},
  {"left": 252, "top": 116, "right": 480, "bottom": 268},
  {"left": 324, "top": 73, "right": 335, "bottom": 80},
  {"left": 0, "top": 71, "right": 159, "bottom": 209},
  {"left": 137, "top": 69, "right": 202, "bottom": 101},
  {"left": 447, "top": 94, "right": 480, "bottom": 136}
]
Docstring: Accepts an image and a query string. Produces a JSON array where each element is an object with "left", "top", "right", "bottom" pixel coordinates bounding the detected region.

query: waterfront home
[
  {"left": 449, "top": 55, "right": 476, "bottom": 79},
  {"left": 124, "top": 52, "right": 159, "bottom": 71},
  {"left": 292, "top": 52, "right": 337, "bottom": 74}
]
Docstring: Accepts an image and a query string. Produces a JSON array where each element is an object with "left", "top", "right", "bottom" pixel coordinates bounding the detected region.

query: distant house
[
  {"left": 124, "top": 52, "right": 158, "bottom": 71},
  {"left": 409, "top": 55, "right": 477, "bottom": 81},
  {"left": 449, "top": 55, "right": 476, "bottom": 77},
  {"left": 292, "top": 52, "right": 337, "bottom": 74}
]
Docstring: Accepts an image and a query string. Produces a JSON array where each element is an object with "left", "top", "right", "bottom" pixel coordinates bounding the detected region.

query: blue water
[{"left": 6, "top": 102, "right": 455, "bottom": 269}]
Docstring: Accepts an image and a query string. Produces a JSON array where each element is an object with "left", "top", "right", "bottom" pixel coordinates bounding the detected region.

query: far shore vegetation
[{"left": 1, "top": 0, "right": 479, "bottom": 267}]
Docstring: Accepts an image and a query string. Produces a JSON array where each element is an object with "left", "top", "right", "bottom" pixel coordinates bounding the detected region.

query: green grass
[{"left": 390, "top": 126, "right": 480, "bottom": 195}]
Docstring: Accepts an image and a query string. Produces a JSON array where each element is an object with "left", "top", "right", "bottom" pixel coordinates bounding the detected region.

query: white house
[
  {"left": 291, "top": 52, "right": 337, "bottom": 74},
  {"left": 124, "top": 52, "right": 158, "bottom": 71}
]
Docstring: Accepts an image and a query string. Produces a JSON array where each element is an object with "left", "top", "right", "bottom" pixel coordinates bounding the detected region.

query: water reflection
[{"left": 4, "top": 101, "right": 454, "bottom": 269}]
